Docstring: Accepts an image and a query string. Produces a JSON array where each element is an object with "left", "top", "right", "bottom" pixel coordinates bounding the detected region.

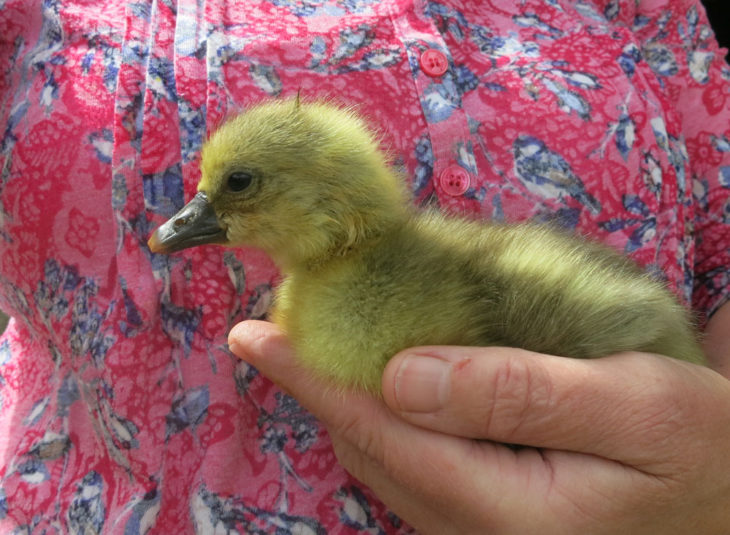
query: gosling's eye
[{"left": 227, "top": 172, "right": 252, "bottom": 192}]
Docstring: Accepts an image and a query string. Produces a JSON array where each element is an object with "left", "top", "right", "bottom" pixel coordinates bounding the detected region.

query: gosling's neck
[{"left": 274, "top": 169, "right": 411, "bottom": 274}]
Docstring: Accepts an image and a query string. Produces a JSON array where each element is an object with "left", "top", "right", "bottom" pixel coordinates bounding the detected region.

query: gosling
[{"left": 148, "top": 98, "right": 705, "bottom": 393}]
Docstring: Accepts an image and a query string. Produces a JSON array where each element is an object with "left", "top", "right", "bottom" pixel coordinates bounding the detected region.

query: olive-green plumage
[{"left": 149, "top": 97, "right": 705, "bottom": 393}]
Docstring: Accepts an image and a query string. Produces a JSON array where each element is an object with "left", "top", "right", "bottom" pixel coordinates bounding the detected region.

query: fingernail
[
  {"left": 227, "top": 322, "right": 253, "bottom": 360},
  {"left": 393, "top": 355, "right": 451, "bottom": 413}
]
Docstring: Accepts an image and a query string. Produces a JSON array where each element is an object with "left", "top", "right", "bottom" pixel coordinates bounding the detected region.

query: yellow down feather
[{"left": 149, "top": 97, "right": 705, "bottom": 393}]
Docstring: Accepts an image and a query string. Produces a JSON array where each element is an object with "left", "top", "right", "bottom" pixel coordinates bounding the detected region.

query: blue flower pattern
[{"left": 1, "top": 0, "right": 728, "bottom": 532}]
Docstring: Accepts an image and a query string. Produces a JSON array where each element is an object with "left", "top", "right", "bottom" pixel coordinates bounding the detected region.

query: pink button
[
  {"left": 419, "top": 49, "right": 449, "bottom": 77},
  {"left": 439, "top": 165, "right": 470, "bottom": 196}
]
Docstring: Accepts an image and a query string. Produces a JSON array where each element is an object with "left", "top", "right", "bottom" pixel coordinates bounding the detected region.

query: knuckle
[
  {"left": 483, "top": 355, "right": 555, "bottom": 441},
  {"left": 329, "top": 404, "right": 387, "bottom": 464},
  {"left": 329, "top": 437, "right": 369, "bottom": 480}
]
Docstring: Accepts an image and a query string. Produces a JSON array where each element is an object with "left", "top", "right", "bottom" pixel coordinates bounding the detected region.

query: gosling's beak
[{"left": 148, "top": 192, "right": 228, "bottom": 254}]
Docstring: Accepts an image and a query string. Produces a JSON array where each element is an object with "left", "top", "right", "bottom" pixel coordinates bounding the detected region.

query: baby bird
[{"left": 148, "top": 98, "right": 705, "bottom": 392}]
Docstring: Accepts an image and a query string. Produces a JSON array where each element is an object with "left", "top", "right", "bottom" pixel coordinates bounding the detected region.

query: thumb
[{"left": 381, "top": 346, "right": 716, "bottom": 467}]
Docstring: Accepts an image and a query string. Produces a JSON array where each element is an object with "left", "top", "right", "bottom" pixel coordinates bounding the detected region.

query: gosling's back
[{"left": 273, "top": 211, "right": 704, "bottom": 392}]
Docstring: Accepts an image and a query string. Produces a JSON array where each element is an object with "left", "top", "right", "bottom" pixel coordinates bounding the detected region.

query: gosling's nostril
[{"left": 174, "top": 217, "right": 187, "bottom": 228}]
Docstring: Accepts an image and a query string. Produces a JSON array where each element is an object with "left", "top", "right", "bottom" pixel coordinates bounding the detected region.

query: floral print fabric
[{"left": 1, "top": 0, "right": 729, "bottom": 533}]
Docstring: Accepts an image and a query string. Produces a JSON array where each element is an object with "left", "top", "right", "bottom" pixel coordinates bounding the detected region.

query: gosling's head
[{"left": 148, "top": 97, "right": 407, "bottom": 268}]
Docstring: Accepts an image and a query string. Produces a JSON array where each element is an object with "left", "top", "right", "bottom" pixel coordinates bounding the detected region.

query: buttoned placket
[{"left": 388, "top": 0, "right": 478, "bottom": 209}]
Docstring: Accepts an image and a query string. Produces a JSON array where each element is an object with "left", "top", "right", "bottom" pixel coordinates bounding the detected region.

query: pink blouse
[{"left": 1, "top": 0, "right": 729, "bottom": 532}]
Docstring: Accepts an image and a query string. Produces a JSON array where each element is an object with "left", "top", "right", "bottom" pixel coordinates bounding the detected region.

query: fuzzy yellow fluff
[{"left": 149, "top": 97, "right": 705, "bottom": 393}]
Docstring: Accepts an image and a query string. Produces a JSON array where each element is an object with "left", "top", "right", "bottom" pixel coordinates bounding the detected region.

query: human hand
[{"left": 228, "top": 320, "right": 730, "bottom": 534}]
